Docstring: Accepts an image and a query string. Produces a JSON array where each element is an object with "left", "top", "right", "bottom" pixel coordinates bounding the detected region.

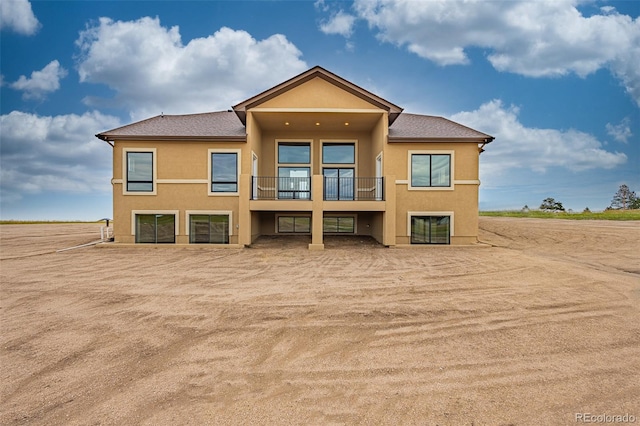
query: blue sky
[{"left": 1, "top": 0, "right": 638, "bottom": 220}]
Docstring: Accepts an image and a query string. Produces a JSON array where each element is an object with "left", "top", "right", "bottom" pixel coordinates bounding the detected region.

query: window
[
  {"left": 278, "top": 167, "right": 310, "bottom": 199},
  {"left": 277, "top": 142, "right": 311, "bottom": 199},
  {"left": 411, "top": 154, "right": 451, "bottom": 187},
  {"left": 323, "top": 168, "right": 354, "bottom": 200},
  {"left": 278, "top": 143, "right": 310, "bottom": 164},
  {"left": 189, "top": 215, "right": 229, "bottom": 244},
  {"left": 211, "top": 152, "right": 238, "bottom": 193},
  {"left": 323, "top": 216, "right": 355, "bottom": 233},
  {"left": 126, "top": 151, "right": 153, "bottom": 192},
  {"left": 411, "top": 216, "right": 450, "bottom": 244},
  {"left": 135, "top": 214, "right": 175, "bottom": 243},
  {"left": 323, "top": 143, "right": 355, "bottom": 164},
  {"left": 322, "top": 142, "right": 356, "bottom": 200},
  {"left": 277, "top": 216, "right": 311, "bottom": 233}
]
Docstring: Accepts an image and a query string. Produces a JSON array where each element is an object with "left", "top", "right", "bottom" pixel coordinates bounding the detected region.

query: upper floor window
[
  {"left": 126, "top": 151, "right": 154, "bottom": 192},
  {"left": 322, "top": 143, "right": 355, "bottom": 164},
  {"left": 210, "top": 151, "right": 238, "bottom": 193},
  {"left": 278, "top": 142, "right": 310, "bottom": 164},
  {"left": 411, "top": 153, "right": 451, "bottom": 188},
  {"left": 277, "top": 142, "right": 311, "bottom": 199}
]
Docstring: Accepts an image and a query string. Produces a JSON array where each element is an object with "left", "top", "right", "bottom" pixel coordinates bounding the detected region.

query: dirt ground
[{"left": 1, "top": 218, "right": 638, "bottom": 425}]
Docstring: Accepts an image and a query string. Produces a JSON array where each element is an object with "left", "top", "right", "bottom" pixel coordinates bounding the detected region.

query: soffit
[{"left": 251, "top": 111, "right": 383, "bottom": 132}]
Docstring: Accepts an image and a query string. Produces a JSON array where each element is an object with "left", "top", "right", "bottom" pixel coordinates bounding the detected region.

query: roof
[
  {"left": 97, "top": 110, "right": 493, "bottom": 143},
  {"left": 96, "top": 111, "right": 246, "bottom": 142},
  {"left": 389, "top": 113, "right": 494, "bottom": 142},
  {"left": 95, "top": 67, "right": 493, "bottom": 144},
  {"left": 232, "top": 66, "right": 404, "bottom": 126}
]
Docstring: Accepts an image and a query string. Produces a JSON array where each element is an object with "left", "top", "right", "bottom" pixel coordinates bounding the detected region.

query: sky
[{"left": 1, "top": 0, "right": 639, "bottom": 220}]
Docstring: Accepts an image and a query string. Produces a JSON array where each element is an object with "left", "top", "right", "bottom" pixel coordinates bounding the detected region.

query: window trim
[
  {"left": 131, "top": 210, "right": 179, "bottom": 243},
  {"left": 123, "top": 148, "right": 157, "bottom": 195},
  {"left": 208, "top": 149, "right": 241, "bottom": 196},
  {"left": 407, "top": 211, "right": 454, "bottom": 243},
  {"left": 407, "top": 150, "right": 454, "bottom": 191}
]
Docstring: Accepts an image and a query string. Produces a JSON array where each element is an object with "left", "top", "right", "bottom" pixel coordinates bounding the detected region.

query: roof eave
[
  {"left": 388, "top": 136, "right": 493, "bottom": 143},
  {"left": 94, "top": 134, "right": 247, "bottom": 143}
]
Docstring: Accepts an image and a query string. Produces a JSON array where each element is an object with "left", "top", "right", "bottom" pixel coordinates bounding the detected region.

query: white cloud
[
  {"left": 451, "top": 100, "right": 627, "bottom": 185},
  {"left": 320, "top": 10, "right": 356, "bottom": 37},
  {"left": 75, "top": 17, "right": 307, "bottom": 120},
  {"left": 0, "top": 0, "right": 40, "bottom": 35},
  {"left": 9, "top": 60, "right": 68, "bottom": 100},
  {"left": 0, "top": 111, "right": 121, "bottom": 200},
  {"left": 314, "top": 0, "right": 329, "bottom": 13},
  {"left": 351, "top": 0, "right": 640, "bottom": 106},
  {"left": 606, "top": 118, "right": 632, "bottom": 143}
]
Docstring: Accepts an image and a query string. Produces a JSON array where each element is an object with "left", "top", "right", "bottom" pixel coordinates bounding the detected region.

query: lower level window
[
  {"left": 278, "top": 216, "right": 310, "bottom": 233},
  {"left": 411, "top": 216, "right": 450, "bottom": 244},
  {"left": 190, "top": 215, "right": 229, "bottom": 244},
  {"left": 323, "top": 216, "right": 355, "bottom": 233},
  {"left": 135, "top": 214, "right": 175, "bottom": 243}
]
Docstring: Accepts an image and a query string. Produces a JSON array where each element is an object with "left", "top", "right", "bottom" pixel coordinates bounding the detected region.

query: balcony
[
  {"left": 252, "top": 176, "right": 311, "bottom": 200},
  {"left": 251, "top": 176, "right": 384, "bottom": 201},
  {"left": 323, "top": 176, "right": 383, "bottom": 201}
]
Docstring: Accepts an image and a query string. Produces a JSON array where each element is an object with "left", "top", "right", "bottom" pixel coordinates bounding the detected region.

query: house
[{"left": 96, "top": 66, "right": 493, "bottom": 249}]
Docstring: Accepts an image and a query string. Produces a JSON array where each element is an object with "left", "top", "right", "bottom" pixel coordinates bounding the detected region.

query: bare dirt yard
[{"left": 1, "top": 218, "right": 639, "bottom": 425}]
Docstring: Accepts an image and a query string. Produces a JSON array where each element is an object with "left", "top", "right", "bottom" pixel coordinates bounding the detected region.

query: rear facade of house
[{"left": 96, "top": 67, "right": 494, "bottom": 249}]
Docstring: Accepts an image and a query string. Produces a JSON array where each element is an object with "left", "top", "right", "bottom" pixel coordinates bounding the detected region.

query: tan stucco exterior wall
[
  {"left": 110, "top": 76, "right": 485, "bottom": 247},
  {"left": 112, "top": 140, "right": 246, "bottom": 244},
  {"left": 258, "top": 78, "right": 380, "bottom": 110}
]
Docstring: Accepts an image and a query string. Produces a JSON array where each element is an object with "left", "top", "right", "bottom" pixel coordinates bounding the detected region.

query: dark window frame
[
  {"left": 211, "top": 152, "right": 238, "bottom": 193},
  {"left": 189, "top": 214, "right": 230, "bottom": 244},
  {"left": 277, "top": 142, "right": 311, "bottom": 164},
  {"left": 410, "top": 216, "right": 450, "bottom": 245},
  {"left": 322, "top": 142, "right": 355, "bottom": 164},
  {"left": 411, "top": 154, "right": 451, "bottom": 188},
  {"left": 126, "top": 151, "right": 154, "bottom": 192},
  {"left": 135, "top": 214, "right": 175, "bottom": 244},
  {"left": 323, "top": 216, "right": 356, "bottom": 234},
  {"left": 277, "top": 216, "right": 311, "bottom": 234}
]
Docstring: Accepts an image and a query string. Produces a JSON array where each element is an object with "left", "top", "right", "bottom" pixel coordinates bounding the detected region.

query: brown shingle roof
[
  {"left": 96, "top": 110, "right": 492, "bottom": 143},
  {"left": 96, "top": 111, "right": 246, "bottom": 141},
  {"left": 389, "top": 113, "right": 493, "bottom": 141}
]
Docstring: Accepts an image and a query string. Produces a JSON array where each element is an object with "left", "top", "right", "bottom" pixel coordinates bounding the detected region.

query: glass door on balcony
[
  {"left": 278, "top": 167, "right": 310, "bottom": 199},
  {"left": 323, "top": 168, "right": 354, "bottom": 200}
]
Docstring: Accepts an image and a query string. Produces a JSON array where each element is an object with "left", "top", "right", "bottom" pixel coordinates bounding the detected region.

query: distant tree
[
  {"left": 583, "top": 207, "right": 591, "bottom": 213},
  {"left": 522, "top": 205, "right": 530, "bottom": 212},
  {"left": 539, "top": 197, "right": 565, "bottom": 212},
  {"left": 631, "top": 197, "right": 640, "bottom": 210},
  {"left": 610, "top": 184, "right": 637, "bottom": 210}
]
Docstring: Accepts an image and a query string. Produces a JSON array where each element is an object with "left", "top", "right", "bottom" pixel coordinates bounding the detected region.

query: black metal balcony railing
[
  {"left": 324, "top": 176, "right": 383, "bottom": 201},
  {"left": 251, "top": 176, "right": 384, "bottom": 201},
  {"left": 252, "top": 176, "right": 311, "bottom": 200}
]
